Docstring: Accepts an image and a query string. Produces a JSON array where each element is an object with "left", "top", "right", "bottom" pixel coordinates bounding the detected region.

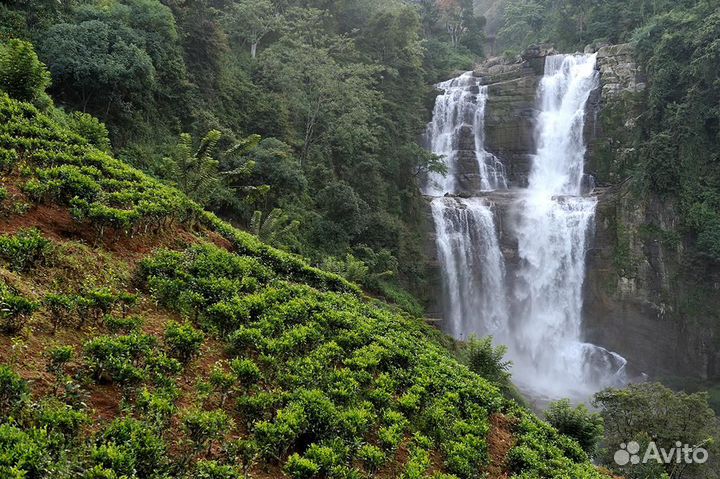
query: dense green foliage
[
  {"left": 594, "top": 383, "right": 720, "bottom": 478},
  {"left": 632, "top": 1, "right": 720, "bottom": 261},
  {"left": 497, "top": 0, "right": 676, "bottom": 52},
  {"left": 0, "top": 0, "right": 490, "bottom": 307},
  {"left": 498, "top": 0, "right": 720, "bottom": 261},
  {"left": 544, "top": 399, "right": 603, "bottom": 456}
]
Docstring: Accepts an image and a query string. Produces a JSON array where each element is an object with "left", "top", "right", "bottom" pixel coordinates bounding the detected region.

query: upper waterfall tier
[
  {"left": 423, "top": 72, "right": 507, "bottom": 196},
  {"left": 530, "top": 54, "right": 599, "bottom": 196}
]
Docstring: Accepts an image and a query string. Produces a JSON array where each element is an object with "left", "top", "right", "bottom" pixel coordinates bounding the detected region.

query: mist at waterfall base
[{"left": 425, "top": 54, "right": 628, "bottom": 404}]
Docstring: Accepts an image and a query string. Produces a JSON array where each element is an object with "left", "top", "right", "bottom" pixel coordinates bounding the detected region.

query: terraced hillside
[{"left": 0, "top": 93, "right": 611, "bottom": 478}]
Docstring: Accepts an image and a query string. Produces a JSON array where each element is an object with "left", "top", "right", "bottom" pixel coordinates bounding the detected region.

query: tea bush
[
  {"left": 44, "top": 293, "right": 76, "bottom": 332},
  {"left": 84, "top": 333, "right": 156, "bottom": 385},
  {"left": 0, "top": 424, "right": 51, "bottom": 479},
  {"left": 283, "top": 453, "right": 320, "bottom": 479},
  {"left": 0, "top": 365, "right": 28, "bottom": 417},
  {"left": 94, "top": 417, "right": 168, "bottom": 479},
  {"left": 35, "top": 398, "right": 88, "bottom": 445},
  {"left": 0, "top": 282, "right": 38, "bottom": 333},
  {"left": 182, "top": 409, "right": 232, "bottom": 454},
  {"left": 46, "top": 345, "right": 73, "bottom": 390},
  {"left": 0, "top": 228, "right": 51, "bottom": 272},
  {"left": 164, "top": 321, "right": 205, "bottom": 363}
]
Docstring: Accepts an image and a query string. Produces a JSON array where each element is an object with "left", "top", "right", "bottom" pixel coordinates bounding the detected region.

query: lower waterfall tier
[{"left": 429, "top": 190, "right": 630, "bottom": 402}]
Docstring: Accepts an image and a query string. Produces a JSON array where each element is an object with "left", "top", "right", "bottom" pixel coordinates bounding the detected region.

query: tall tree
[{"left": 224, "top": 0, "right": 277, "bottom": 59}]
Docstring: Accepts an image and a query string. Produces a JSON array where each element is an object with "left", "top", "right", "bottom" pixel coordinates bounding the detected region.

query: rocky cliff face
[
  {"left": 424, "top": 44, "right": 720, "bottom": 385},
  {"left": 586, "top": 181, "right": 720, "bottom": 381},
  {"left": 475, "top": 46, "right": 555, "bottom": 187},
  {"left": 584, "top": 45, "right": 720, "bottom": 383},
  {"left": 583, "top": 45, "right": 720, "bottom": 381}
]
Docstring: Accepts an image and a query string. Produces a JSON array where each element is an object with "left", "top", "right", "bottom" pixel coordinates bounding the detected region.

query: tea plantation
[{"left": 0, "top": 93, "right": 611, "bottom": 478}]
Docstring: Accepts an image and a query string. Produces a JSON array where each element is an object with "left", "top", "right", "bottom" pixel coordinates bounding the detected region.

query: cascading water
[
  {"left": 431, "top": 197, "right": 508, "bottom": 338},
  {"left": 425, "top": 72, "right": 509, "bottom": 339},
  {"left": 508, "top": 54, "right": 626, "bottom": 400},
  {"left": 424, "top": 73, "right": 507, "bottom": 196},
  {"left": 425, "top": 55, "right": 627, "bottom": 403}
]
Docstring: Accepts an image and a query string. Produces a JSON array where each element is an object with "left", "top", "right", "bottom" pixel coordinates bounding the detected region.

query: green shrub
[
  {"left": 0, "top": 228, "right": 51, "bottom": 271},
  {"left": 83, "top": 288, "right": 118, "bottom": 324},
  {"left": 304, "top": 443, "right": 344, "bottom": 473},
  {"left": 236, "top": 391, "right": 288, "bottom": 426},
  {"left": 400, "top": 444, "right": 431, "bottom": 479},
  {"left": 95, "top": 417, "right": 168, "bottom": 478},
  {"left": 182, "top": 409, "right": 232, "bottom": 453},
  {"left": 82, "top": 465, "right": 123, "bottom": 479},
  {"left": 254, "top": 403, "right": 307, "bottom": 461},
  {"left": 228, "top": 326, "right": 263, "bottom": 352},
  {"left": 358, "top": 444, "right": 385, "bottom": 474},
  {"left": 44, "top": 293, "right": 76, "bottom": 332},
  {"left": 0, "top": 284, "right": 38, "bottom": 333},
  {"left": 90, "top": 443, "right": 136, "bottom": 479},
  {"left": 545, "top": 399, "right": 604, "bottom": 455},
  {"left": 0, "top": 365, "right": 28, "bottom": 418},
  {"left": 228, "top": 438, "right": 259, "bottom": 478},
  {"left": 284, "top": 453, "right": 320, "bottom": 479},
  {"left": 116, "top": 292, "right": 138, "bottom": 317},
  {"left": 35, "top": 398, "right": 88, "bottom": 444},
  {"left": 164, "top": 321, "right": 205, "bottom": 363},
  {"left": 21, "top": 178, "right": 49, "bottom": 202},
  {"left": 378, "top": 423, "right": 404, "bottom": 452},
  {"left": 84, "top": 333, "right": 155, "bottom": 385},
  {"left": 145, "top": 351, "right": 183, "bottom": 385},
  {"left": 46, "top": 345, "right": 73, "bottom": 388},
  {"left": 136, "top": 387, "right": 178, "bottom": 428},
  {"left": 0, "top": 39, "right": 51, "bottom": 104},
  {"left": 0, "top": 424, "right": 50, "bottom": 479},
  {"left": 0, "top": 148, "right": 18, "bottom": 174},
  {"left": 229, "top": 358, "right": 261, "bottom": 389},
  {"left": 0, "top": 186, "right": 7, "bottom": 204},
  {"left": 209, "top": 362, "right": 236, "bottom": 406}
]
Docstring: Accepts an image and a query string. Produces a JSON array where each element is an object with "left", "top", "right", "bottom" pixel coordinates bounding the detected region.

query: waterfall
[
  {"left": 424, "top": 73, "right": 507, "bottom": 196},
  {"left": 508, "top": 53, "right": 626, "bottom": 399},
  {"left": 431, "top": 197, "right": 508, "bottom": 338},
  {"left": 425, "top": 55, "right": 627, "bottom": 403},
  {"left": 474, "top": 85, "right": 508, "bottom": 192},
  {"left": 425, "top": 71, "right": 509, "bottom": 341}
]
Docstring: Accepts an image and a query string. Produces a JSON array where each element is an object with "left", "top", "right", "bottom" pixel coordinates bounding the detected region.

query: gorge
[{"left": 425, "top": 51, "right": 629, "bottom": 402}]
